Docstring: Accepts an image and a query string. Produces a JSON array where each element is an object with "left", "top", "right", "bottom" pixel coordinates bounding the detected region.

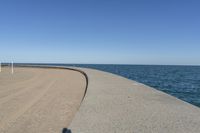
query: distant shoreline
[{"left": 1, "top": 63, "right": 200, "bottom": 67}]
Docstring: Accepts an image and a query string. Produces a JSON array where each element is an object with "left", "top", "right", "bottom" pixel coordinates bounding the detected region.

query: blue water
[
  {"left": 25, "top": 64, "right": 200, "bottom": 107},
  {"left": 64, "top": 64, "right": 200, "bottom": 107}
]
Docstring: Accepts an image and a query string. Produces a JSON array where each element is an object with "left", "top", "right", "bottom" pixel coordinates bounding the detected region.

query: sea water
[
  {"left": 63, "top": 64, "right": 200, "bottom": 107},
  {"left": 25, "top": 64, "right": 200, "bottom": 107}
]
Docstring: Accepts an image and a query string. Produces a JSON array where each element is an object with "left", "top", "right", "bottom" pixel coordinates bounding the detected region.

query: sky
[{"left": 0, "top": 0, "right": 200, "bottom": 65}]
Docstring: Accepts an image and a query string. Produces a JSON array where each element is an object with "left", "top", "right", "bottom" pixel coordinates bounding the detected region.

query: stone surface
[{"left": 69, "top": 67, "right": 200, "bottom": 133}]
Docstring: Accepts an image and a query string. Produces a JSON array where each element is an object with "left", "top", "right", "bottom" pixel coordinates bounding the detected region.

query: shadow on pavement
[{"left": 62, "top": 128, "right": 71, "bottom": 133}]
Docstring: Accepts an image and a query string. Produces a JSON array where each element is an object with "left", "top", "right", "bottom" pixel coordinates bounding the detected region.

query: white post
[{"left": 11, "top": 61, "right": 14, "bottom": 74}]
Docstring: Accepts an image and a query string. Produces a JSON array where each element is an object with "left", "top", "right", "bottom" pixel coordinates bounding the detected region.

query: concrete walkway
[
  {"left": 69, "top": 67, "right": 200, "bottom": 133},
  {"left": 0, "top": 67, "right": 86, "bottom": 133}
]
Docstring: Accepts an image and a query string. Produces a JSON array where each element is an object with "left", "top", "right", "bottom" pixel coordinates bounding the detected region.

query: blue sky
[{"left": 0, "top": 0, "right": 200, "bottom": 65}]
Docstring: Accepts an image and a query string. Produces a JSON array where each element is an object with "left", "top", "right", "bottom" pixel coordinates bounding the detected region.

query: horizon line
[{"left": 1, "top": 62, "right": 200, "bottom": 67}]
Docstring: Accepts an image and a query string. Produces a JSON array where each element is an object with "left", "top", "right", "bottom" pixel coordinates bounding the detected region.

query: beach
[{"left": 0, "top": 67, "right": 86, "bottom": 133}]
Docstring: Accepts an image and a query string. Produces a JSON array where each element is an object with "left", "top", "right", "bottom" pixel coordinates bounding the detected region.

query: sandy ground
[{"left": 0, "top": 67, "right": 86, "bottom": 133}]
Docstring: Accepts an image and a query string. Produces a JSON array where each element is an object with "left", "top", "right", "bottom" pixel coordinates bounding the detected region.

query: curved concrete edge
[
  {"left": 13, "top": 65, "right": 88, "bottom": 102},
  {"left": 68, "top": 67, "right": 200, "bottom": 133},
  {"left": 12, "top": 65, "right": 200, "bottom": 132}
]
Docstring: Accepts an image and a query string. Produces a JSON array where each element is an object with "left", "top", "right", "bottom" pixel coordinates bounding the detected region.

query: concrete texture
[
  {"left": 0, "top": 67, "right": 86, "bottom": 133},
  {"left": 69, "top": 67, "right": 200, "bottom": 133}
]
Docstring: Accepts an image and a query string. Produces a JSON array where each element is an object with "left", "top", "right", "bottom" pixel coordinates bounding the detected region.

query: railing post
[{"left": 11, "top": 61, "right": 14, "bottom": 74}]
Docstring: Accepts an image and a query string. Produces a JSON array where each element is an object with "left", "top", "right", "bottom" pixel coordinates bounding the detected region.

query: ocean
[{"left": 65, "top": 64, "right": 200, "bottom": 108}]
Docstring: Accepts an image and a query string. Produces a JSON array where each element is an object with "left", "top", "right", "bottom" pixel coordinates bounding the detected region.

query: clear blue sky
[{"left": 0, "top": 0, "right": 199, "bottom": 65}]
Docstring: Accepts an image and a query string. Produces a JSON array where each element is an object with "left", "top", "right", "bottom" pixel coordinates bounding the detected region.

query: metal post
[{"left": 11, "top": 61, "right": 14, "bottom": 74}]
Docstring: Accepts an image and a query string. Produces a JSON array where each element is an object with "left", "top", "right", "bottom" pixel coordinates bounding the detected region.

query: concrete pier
[
  {"left": 69, "top": 67, "right": 200, "bottom": 133},
  {"left": 2, "top": 65, "right": 199, "bottom": 133}
]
